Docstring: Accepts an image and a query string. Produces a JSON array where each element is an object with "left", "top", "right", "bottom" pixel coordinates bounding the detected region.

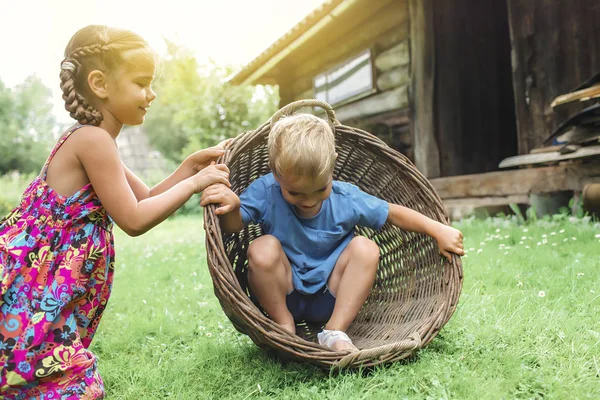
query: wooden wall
[
  {"left": 276, "top": 0, "right": 520, "bottom": 178},
  {"left": 276, "top": 0, "right": 412, "bottom": 157},
  {"left": 410, "top": 0, "right": 518, "bottom": 178},
  {"left": 507, "top": 0, "right": 600, "bottom": 154}
]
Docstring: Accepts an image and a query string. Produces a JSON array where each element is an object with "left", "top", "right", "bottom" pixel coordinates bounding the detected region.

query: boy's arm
[
  {"left": 218, "top": 210, "right": 244, "bottom": 233},
  {"left": 200, "top": 183, "right": 244, "bottom": 233},
  {"left": 387, "top": 203, "right": 464, "bottom": 261}
]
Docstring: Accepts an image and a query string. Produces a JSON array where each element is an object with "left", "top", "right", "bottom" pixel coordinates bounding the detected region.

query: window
[{"left": 313, "top": 49, "right": 376, "bottom": 107}]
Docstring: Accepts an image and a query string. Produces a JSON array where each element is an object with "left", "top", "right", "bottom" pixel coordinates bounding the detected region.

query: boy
[{"left": 200, "top": 114, "right": 464, "bottom": 352}]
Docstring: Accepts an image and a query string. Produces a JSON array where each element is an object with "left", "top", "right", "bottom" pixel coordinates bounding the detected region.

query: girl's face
[
  {"left": 275, "top": 172, "right": 333, "bottom": 218},
  {"left": 104, "top": 62, "right": 156, "bottom": 126}
]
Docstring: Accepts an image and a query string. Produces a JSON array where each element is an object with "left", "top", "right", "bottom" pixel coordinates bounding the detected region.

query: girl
[{"left": 0, "top": 25, "right": 230, "bottom": 398}]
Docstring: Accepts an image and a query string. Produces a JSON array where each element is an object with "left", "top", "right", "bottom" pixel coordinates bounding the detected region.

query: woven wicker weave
[{"left": 204, "top": 100, "right": 463, "bottom": 369}]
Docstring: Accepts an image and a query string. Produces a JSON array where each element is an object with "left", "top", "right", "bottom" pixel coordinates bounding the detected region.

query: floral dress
[{"left": 0, "top": 125, "right": 114, "bottom": 399}]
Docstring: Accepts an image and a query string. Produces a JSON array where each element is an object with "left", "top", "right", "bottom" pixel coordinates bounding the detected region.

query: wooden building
[{"left": 229, "top": 0, "right": 600, "bottom": 218}]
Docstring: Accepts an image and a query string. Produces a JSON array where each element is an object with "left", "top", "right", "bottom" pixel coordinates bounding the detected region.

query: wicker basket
[{"left": 204, "top": 100, "right": 463, "bottom": 369}]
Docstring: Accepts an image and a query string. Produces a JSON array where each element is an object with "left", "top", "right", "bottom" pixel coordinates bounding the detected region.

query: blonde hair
[
  {"left": 268, "top": 114, "right": 336, "bottom": 180},
  {"left": 60, "top": 25, "right": 158, "bottom": 126}
]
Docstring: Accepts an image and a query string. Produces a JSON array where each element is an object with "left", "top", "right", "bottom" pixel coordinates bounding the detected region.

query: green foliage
[
  {"left": 0, "top": 172, "right": 35, "bottom": 217},
  {"left": 0, "top": 76, "right": 57, "bottom": 174},
  {"left": 143, "top": 42, "right": 278, "bottom": 163}
]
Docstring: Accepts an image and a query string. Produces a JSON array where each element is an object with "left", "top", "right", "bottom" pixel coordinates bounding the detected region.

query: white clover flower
[
  {"left": 577, "top": 273, "right": 584, "bottom": 277},
  {"left": 538, "top": 291, "right": 546, "bottom": 297},
  {"left": 542, "top": 234, "right": 547, "bottom": 238},
  {"left": 572, "top": 237, "right": 577, "bottom": 241},
  {"left": 525, "top": 245, "right": 530, "bottom": 249},
  {"left": 551, "top": 232, "right": 556, "bottom": 236},
  {"left": 206, "top": 332, "right": 213, "bottom": 337},
  {"left": 559, "top": 229, "right": 565, "bottom": 234},
  {"left": 477, "top": 249, "right": 483, "bottom": 254},
  {"left": 517, "top": 281, "right": 523, "bottom": 287}
]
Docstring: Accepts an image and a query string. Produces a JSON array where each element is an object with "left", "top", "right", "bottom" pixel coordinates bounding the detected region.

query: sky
[{"left": 0, "top": 0, "right": 326, "bottom": 123}]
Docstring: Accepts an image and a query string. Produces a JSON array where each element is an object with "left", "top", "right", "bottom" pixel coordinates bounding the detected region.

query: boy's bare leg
[
  {"left": 247, "top": 235, "right": 295, "bottom": 334},
  {"left": 325, "top": 236, "right": 380, "bottom": 351}
]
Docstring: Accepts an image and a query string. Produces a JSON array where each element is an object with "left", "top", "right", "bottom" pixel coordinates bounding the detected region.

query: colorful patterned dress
[{"left": 0, "top": 125, "right": 114, "bottom": 399}]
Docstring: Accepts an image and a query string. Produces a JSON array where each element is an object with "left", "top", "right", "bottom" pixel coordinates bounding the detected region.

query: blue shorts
[
  {"left": 249, "top": 285, "right": 336, "bottom": 323},
  {"left": 286, "top": 286, "right": 336, "bottom": 323}
]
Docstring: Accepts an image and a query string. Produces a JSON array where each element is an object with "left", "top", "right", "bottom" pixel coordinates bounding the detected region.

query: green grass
[{"left": 93, "top": 214, "right": 600, "bottom": 399}]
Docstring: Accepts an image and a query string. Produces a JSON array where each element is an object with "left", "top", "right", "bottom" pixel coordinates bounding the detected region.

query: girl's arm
[
  {"left": 75, "top": 127, "right": 230, "bottom": 236},
  {"left": 387, "top": 203, "right": 464, "bottom": 260},
  {"left": 123, "top": 141, "right": 231, "bottom": 201}
]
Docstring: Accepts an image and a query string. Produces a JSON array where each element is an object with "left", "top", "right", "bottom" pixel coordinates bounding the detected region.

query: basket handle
[
  {"left": 270, "top": 99, "right": 341, "bottom": 127},
  {"left": 334, "top": 331, "right": 422, "bottom": 369}
]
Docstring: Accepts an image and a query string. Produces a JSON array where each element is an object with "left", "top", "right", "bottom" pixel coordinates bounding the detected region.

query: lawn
[{"left": 91, "top": 213, "right": 600, "bottom": 399}]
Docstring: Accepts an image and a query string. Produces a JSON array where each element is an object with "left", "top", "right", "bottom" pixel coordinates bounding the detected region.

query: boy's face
[{"left": 275, "top": 172, "right": 333, "bottom": 218}]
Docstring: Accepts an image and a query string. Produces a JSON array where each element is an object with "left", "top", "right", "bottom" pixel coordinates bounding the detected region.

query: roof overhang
[{"left": 227, "top": 0, "right": 361, "bottom": 85}]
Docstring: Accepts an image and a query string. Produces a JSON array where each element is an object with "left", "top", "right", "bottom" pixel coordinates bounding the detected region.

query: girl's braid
[
  {"left": 59, "top": 43, "right": 115, "bottom": 126},
  {"left": 68, "top": 43, "right": 112, "bottom": 59}
]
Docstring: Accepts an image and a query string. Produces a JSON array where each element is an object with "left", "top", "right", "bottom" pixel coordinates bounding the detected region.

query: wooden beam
[
  {"left": 375, "top": 40, "right": 409, "bottom": 72},
  {"left": 430, "top": 164, "right": 600, "bottom": 199},
  {"left": 334, "top": 85, "right": 409, "bottom": 123},
  {"left": 551, "top": 84, "right": 600, "bottom": 108},
  {"left": 499, "top": 145, "right": 600, "bottom": 168},
  {"left": 377, "top": 65, "right": 410, "bottom": 91},
  {"left": 409, "top": 0, "right": 440, "bottom": 178}
]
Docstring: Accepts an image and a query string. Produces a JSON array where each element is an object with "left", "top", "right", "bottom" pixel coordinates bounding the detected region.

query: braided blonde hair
[{"left": 60, "top": 25, "right": 156, "bottom": 126}]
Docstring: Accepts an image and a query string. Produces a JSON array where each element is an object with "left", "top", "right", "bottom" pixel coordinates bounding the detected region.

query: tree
[
  {"left": 0, "top": 76, "right": 57, "bottom": 174},
  {"left": 143, "top": 43, "right": 278, "bottom": 163}
]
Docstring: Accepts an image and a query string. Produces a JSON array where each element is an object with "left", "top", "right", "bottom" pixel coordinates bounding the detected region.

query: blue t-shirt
[{"left": 239, "top": 173, "right": 389, "bottom": 294}]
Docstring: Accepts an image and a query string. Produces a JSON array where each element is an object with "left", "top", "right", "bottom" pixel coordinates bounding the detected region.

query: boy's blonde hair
[{"left": 268, "top": 114, "right": 336, "bottom": 180}]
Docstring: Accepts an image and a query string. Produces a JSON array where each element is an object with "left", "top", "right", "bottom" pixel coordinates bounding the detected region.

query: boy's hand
[
  {"left": 434, "top": 224, "right": 464, "bottom": 262},
  {"left": 200, "top": 183, "right": 240, "bottom": 215},
  {"left": 190, "top": 163, "right": 230, "bottom": 194},
  {"left": 186, "top": 138, "right": 234, "bottom": 172}
]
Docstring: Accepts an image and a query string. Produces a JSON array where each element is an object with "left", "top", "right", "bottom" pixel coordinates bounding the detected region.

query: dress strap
[{"left": 40, "top": 124, "right": 85, "bottom": 179}]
